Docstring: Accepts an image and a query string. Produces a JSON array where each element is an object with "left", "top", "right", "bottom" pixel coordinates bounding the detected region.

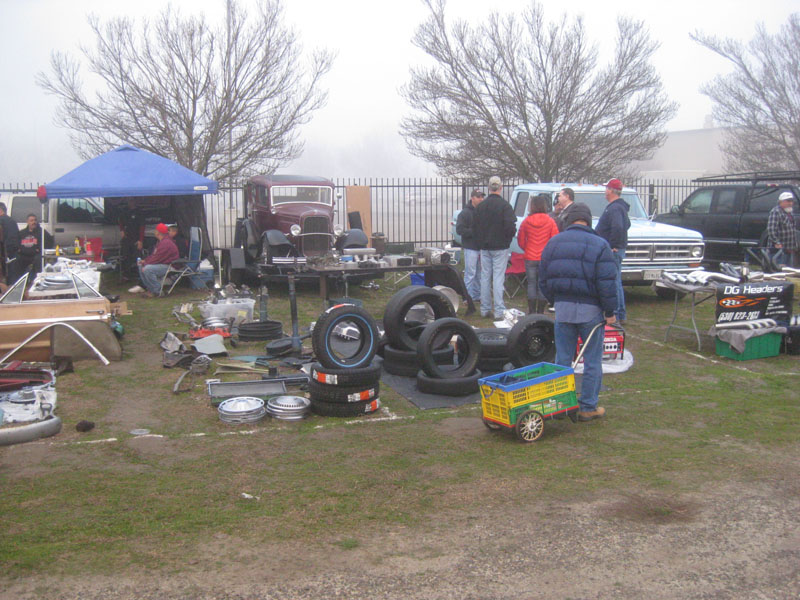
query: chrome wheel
[{"left": 515, "top": 410, "right": 544, "bottom": 442}]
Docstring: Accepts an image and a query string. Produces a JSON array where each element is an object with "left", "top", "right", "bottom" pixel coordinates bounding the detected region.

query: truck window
[
  {"left": 713, "top": 189, "right": 740, "bottom": 214},
  {"left": 58, "top": 198, "right": 101, "bottom": 224},
  {"left": 684, "top": 189, "right": 712, "bottom": 214},
  {"left": 747, "top": 187, "right": 785, "bottom": 213},
  {"left": 514, "top": 192, "right": 529, "bottom": 217},
  {"left": 10, "top": 195, "right": 47, "bottom": 222}
]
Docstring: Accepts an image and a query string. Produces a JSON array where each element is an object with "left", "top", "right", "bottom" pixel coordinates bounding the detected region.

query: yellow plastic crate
[{"left": 479, "top": 363, "right": 576, "bottom": 427}]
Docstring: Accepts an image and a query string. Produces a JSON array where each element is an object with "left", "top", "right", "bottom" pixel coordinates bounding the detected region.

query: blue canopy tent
[{"left": 37, "top": 144, "right": 218, "bottom": 257}]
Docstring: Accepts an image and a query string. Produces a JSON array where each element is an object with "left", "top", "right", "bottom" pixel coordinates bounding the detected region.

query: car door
[
  {"left": 510, "top": 190, "right": 530, "bottom": 253},
  {"left": 704, "top": 187, "right": 744, "bottom": 262},
  {"left": 53, "top": 198, "right": 120, "bottom": 250}
]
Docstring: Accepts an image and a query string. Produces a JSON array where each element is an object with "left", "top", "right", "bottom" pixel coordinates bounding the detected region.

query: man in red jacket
[{"left": 128, "top": 223, "right": 179, "bottom": 297}]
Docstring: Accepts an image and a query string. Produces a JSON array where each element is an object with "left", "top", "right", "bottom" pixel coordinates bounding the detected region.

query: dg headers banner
[{"left": 715, "top": 281, "right": 794, "bottom": 325}]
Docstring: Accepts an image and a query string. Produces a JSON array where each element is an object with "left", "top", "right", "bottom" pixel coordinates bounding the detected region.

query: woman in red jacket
[{"left": 517, "top": 194, "right": 560, "bottom": 313}]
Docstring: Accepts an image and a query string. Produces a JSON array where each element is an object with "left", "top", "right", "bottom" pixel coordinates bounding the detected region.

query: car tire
[
  {"left": 310, "top": 361, "right": 382, "bottom": 387},
  {"left": 383, "top": 286, "right": 455, "bottom": 351},
  {"left": 311, "top": 304, "right": 380, "bottom": 369},
  {"left": 416, "top": 318, "right": 480, "bottom": 379},
  {"left": 310, "top": 397, "right": 381, "bottom": 417},
  {"left": 508, "top": 315, "right": 556, "bottom": 368},
  {"left": 476, "top": 356, "right": 511, "bottom": 373},
  {"left": 308, "top": 379, "right": 380, "bottom": 403},
  {"left": 382, "top": 344, "right": 455, "bottom": 378},
  {"left": 476, "top": 328, "right": 511, "bottom": 359},
  {"left": 415, "top": 370, "right": 482, "bottom": 397}
]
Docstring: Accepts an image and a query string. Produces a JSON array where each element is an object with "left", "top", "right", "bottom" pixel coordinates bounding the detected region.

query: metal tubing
[{"left": 0, "top": 322, "right": 111, "bottom": 365}]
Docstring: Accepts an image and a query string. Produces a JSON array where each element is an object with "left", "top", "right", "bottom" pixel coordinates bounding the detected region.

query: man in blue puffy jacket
[{"left": 540, "top": 203, "right": 618, "bottom": 421}]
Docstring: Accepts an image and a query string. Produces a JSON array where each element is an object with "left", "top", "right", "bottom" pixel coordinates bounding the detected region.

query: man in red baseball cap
[
  {"left": 595, "top": 178, "right": 631, "bottom": 323},
  {"left": 128, "top": 223, "right": 179, "bottom": 297}
]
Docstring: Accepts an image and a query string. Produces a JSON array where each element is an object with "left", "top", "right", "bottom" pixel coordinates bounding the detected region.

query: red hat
[
  {"left": 156, "top": 223, "right": 169, "bottom": 234},
  {"left": 604, "top": 178, "right": 623, "bottom": 191}
]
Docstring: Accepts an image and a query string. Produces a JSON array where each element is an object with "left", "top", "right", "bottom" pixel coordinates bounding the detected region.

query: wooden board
[{"left": 345, "top": 186, "right": 372, "bottom": 243}]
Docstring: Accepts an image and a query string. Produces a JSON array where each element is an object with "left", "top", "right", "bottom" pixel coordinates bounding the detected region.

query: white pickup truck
[
  {"left": 452, "top": 182, "right": 706, "bottom": 299},
  {"left": 1, "top": 192, "right": 122, "bottom": 251}
]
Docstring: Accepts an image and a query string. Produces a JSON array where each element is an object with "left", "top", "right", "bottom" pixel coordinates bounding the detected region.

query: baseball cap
[
  {"left": 565, "top": 202, "right": 593, "bottom": 226},
  {"left": 778, "top": 191, "right": 794, "bottom": 202},
  {"left": 156, "top": 223, "right": 169, "bottom": 234},
  {"left": 166, "top": 223, "right": 178, "bottom": 228},
  {"left": 470, "top": 189, "right": 485, "bottom": 198},
  {"left": 604, "top": 178, "right": 623, "bottom": 191},
  {"left": 488, "top": 176, "right": 502, "bottom": 187}
]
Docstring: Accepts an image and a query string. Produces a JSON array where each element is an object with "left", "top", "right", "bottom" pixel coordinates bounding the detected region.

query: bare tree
[
  {"left": 692, "top": 15, "right": 800, "bottom": 172},
  {"left": 400, "top": 0, "right": 676, "bottom": 182},
  {"left": 36, "top": 0, "right": 333, "bottom": 181}
]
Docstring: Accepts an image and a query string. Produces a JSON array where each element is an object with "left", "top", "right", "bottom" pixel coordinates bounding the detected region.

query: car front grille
[
  {"left": 300, "top": 216, "right": 330, "bottom": 256},
  {"left": 624, "top": 239, "right": 703, "bottom": 266}
]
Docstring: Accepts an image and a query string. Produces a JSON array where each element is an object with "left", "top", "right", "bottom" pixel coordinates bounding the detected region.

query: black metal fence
[{"left": 3, "top": 177, "right": 707, "bottom": 250}]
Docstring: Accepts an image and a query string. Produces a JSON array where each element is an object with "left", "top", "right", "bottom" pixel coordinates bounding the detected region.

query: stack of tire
[
  {"left": 415, "top": 318, "right": 483, "bottom": 396},
  {"left": 308, "top": 304, "right": 382, "bottom": 417},
  {"left": 381, "top": 286, "right": 457, "bottom": 377}
]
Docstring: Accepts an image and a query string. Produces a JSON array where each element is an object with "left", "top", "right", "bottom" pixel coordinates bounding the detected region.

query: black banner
[{"left": 715, "top": 282, "right": 794, "bottom": 325}]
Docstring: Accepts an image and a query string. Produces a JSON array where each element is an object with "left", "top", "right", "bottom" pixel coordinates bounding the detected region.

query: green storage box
[{"left": 715, "top": 332, "right": 782, "bottom": 361}]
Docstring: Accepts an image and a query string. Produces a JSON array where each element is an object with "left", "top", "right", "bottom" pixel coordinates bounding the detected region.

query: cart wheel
[
  {"left": 567, "top": 410, "right": 578, "bottom": 424},
  {"left": 515, "top": 410, "right": 545, "bottom": 442},
  {"left": 482, "top": 418, "right": 502, "bottom": 431}
]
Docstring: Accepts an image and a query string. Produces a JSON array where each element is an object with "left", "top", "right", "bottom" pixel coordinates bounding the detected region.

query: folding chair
[
  {"left": 504, "top": 252, "right": 527, "bottom": 299},
  {"left": 160, "top": 227, "right": 202, "bottom": 295}
]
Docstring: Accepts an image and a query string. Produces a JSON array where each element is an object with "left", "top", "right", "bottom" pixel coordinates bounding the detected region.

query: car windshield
[
  {"left": 271, "top": 186, "right": 333, "bottom": 206},
  {"left": 573, "top": 192, "right": 648, "bottom": 219}
]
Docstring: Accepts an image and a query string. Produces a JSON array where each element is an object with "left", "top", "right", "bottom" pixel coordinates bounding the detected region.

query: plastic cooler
[{"left": 715, "top": 332, "right": 782, "bottom": 361}]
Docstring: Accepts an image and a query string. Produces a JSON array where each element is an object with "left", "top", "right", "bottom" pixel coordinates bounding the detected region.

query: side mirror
[{"left": 670, "top": 205, "right": 681, "bottom": 214}]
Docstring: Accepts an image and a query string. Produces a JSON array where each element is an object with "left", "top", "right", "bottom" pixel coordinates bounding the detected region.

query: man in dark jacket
[
  {"left": 595, "top": 178, "right": 631, "bottom": 323},
  {"left": 554, "top": 187, "right": 578, "bottom": 232},
  {"left": 474, "top": 176, "right": 517, "bottom": 320},
  {"left": 0, "top": 202, "right": 23, "bottom": 285},
  {"left": 540, "top": 203, "right": 618, "bottom": 421},
  {"left": 18, "top": 214, "right": 54, "bottom": 277},
  {"left": 456, "top": 189, "right": 484, "bottom": 308}
]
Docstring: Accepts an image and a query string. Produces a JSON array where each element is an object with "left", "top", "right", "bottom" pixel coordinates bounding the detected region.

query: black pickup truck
[{"left": 653, "top": 172, "right": 800, "bottom": 266}]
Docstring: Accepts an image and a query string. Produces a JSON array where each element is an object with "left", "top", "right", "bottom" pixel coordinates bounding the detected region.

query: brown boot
[{"left": 577, "top": 406, "right": 606, "bottom": 421}]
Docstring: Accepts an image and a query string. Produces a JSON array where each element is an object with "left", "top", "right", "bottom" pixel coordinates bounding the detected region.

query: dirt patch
[
  {"left": 435, "top": 416, "right": 484, "bottom": 437},
  {"left": 603, "top": 492, "right": 700, "bottom": 524}
]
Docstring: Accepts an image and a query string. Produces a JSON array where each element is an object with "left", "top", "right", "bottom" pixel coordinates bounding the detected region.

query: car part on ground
[
  {"left": 308, "top": 379, "right": 379, "bottom": 404},
  {"left": 383, "top": 286, "right": 455, "bottom": 351},
  {"left": 476, "top": 328, "right": 511, "bottom": 360},
  {"left": 0, "top": 416, "right": 62, "bottom": 446},
  {"left": 311, "top": 304, "right": 380, "bottom": 369},
  {"left": 206, "top": 379, "right": 289, "bottom": 403},
  {"left": 266, "top": 395, "right": 311, "bottom": 421},
  {"left": 310, "top": 397, "right": 381, "bottom": 418},
  {"left": 382, "top": 344, "right": 455, "bottom": 377},
  {"left": 0, "top": 322, "right": 111, "bottom": 366},
  {"left": 310, "top": 361, "right": 381, "bottom": 387},
  {"left": 416, "top": 318, "right": 480, "bottom": 379},
  {"left": 507, "top": 315, "right": 556, "bottom": 368},
  {"left": 237, "top": 319, "right": 284, "bottom": 342},
  {"left": 218, "top": 396, "right": 267, "bottom": 424},
  {"left": 416, "top": 370, "right": 482, "bottom": 396}
]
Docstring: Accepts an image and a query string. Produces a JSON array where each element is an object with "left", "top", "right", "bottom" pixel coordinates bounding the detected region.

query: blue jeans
[
  {"left": 613, "top": 249, "right": 626, "bottom": 321},
  {"left": 463, "top": 249, "right": 481, "bottom": 301},
  {"left": 525, "top": 259, "right": 545, "bottom": 309},
  {"left": 139, "top": 263, "right": 169, "bottom": 295},
  {"left": 480, "top": 248, "right": 510, "bottom": 317},
  {"left": 554, "top": 316, "right": 605, "bottom": 412}
]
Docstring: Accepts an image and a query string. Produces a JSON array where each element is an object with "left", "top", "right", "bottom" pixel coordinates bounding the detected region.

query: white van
[{"left": 2, "top": 193, "right": 122, "bottom": 252}]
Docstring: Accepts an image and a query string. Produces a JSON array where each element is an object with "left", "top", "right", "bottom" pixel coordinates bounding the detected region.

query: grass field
[{"left": 1, "top": 274, "right": 798, "bottom": 596}]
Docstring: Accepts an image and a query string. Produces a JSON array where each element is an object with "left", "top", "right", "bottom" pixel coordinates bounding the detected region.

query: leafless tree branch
[
  {"left": 692, "top": 14, "right": 800, "bottom": 172},
  {"left": 36, "top": 0, "right": 334, "bottom": 182},
  {"left": 400, "top": 0, "right": 676, "bottom": 181}
]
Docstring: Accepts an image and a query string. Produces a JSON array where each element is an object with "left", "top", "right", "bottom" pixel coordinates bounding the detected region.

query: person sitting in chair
[
  {"left": 128, "top": 223, "right": 179, "bottom": 297},
  {"left": 167, "top": 223, "right": 189, "bottom": 258}
]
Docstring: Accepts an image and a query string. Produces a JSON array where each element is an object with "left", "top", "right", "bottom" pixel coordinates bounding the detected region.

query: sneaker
[
  {"left": 547, "top": 305, "right": 555, "bottom": 312},
  {"left": 577, "top": 407, "right": 606, "bottom": 422},
  {"left": 128, "top": 285, "right": 145, "bottom": 293},
  {"left": 481, "top": 313, "right": 491, "bottom": 319}
]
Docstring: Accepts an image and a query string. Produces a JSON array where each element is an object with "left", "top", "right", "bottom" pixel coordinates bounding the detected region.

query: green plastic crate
[{"left": 715, "top": 332, "right": 782, "bottom": 361}]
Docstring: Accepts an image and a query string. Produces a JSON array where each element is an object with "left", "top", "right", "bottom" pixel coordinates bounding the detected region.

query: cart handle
[{"left": 571, "top": 322, "right": 606, "bottom": 369}]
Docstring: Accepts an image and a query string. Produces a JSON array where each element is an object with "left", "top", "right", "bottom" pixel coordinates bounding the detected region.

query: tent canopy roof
[{"left": 39, "top": 145, "right": 218, "bottom": 199}]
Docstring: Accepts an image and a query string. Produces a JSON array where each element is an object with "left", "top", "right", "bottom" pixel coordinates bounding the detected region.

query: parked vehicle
[
  {"left": 451, "top": 182, "right": 705, "bottom": 298},
  {"left": 232, "top": 174, "right": 368, "bottom": 276},
  {"left": 652, "top": 172, "right": 800, "bottom": 267},
  {"left": 2, "top": 193, "right": 122, "bottom": 253}
]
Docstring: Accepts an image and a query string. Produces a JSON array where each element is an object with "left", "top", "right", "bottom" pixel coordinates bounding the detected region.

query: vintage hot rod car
[{"left": 232, "top": 174, "right": 368, "bottom": 278}]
